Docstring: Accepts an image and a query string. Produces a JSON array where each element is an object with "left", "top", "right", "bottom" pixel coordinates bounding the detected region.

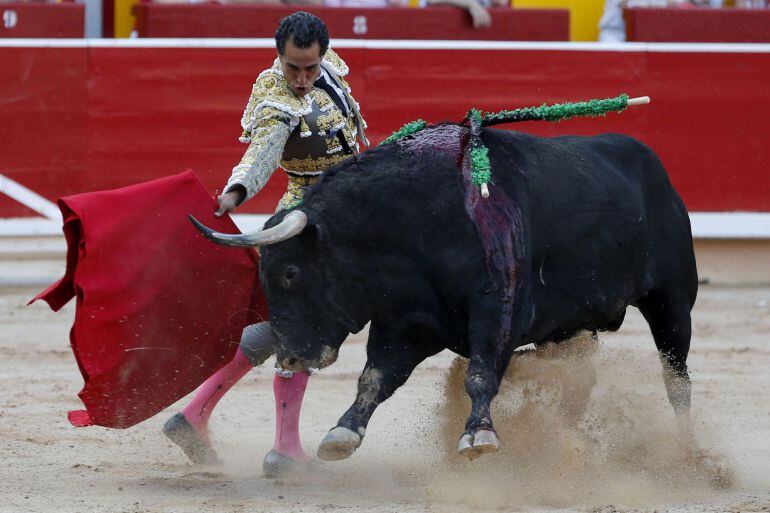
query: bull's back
[{"left": 481, "top": 129, "right": 696, "bottom": 340}]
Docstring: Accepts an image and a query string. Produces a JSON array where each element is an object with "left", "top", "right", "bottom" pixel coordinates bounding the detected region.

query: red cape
[{"left": 32, "top": 170, "right": 267, "bottom": 429}]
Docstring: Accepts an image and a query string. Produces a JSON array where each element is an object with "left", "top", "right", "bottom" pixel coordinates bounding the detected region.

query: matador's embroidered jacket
[{"left": 223, "top": 49, "right": 368, "bottom": 211}]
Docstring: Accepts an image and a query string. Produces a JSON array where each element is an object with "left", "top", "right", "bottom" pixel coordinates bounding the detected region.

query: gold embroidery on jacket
[
  {"left": 281, "top": 153, "right": 353, "bottom": 174},
  {"left": 277, "top": 175, "right": 323, "bottom": 212},
  {"left": 226, "top": 47, "right": 364, "bottom": 207}
]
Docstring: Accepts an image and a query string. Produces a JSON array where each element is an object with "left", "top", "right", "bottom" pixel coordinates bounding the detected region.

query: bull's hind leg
[
  {"left": 458, "top": 353, "right": 504, "bottom": 460},
  {"left": 638, "top": 289, "right": 694, "bottom": 427},
  {"left": 458, "top": 297, "right": 520, "bottom": 460}
]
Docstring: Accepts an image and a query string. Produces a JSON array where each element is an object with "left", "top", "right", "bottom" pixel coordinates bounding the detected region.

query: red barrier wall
[
  {"left": 0, "top": 4, "right": 85, "bottom": 38},
  {"left": 625, "top": 8, "right": 770, "bottom": 43},
  {"left": 133, "top": 5, "right": 569, "bottom": 41},
  {"left": 1, "top": 42, "right": 769, "bottom": 216},
  {"left": 0, "top": 46, "right": 87, "bottom": 217}
]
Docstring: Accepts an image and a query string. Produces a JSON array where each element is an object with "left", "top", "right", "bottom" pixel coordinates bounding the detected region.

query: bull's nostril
[{"left": 288, "top": 357, "right": 298, "bottom": 366}]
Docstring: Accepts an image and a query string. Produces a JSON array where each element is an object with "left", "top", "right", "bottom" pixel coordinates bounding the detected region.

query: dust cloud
[{"left": 426, "top": 332, "right": 735, "bottom": 511}]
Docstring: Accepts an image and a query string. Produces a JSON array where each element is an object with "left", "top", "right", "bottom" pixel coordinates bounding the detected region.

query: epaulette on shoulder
[{"left": 322, "top": 48, "right": 349, "bottom": 77}]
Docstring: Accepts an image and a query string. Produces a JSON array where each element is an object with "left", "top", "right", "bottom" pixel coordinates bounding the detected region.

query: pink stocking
[
  {"left": 181, "top": 348, "right": 253, "bottom": 436},
  {"left": 272, "top": 370, "right": 311, "bottom": 460}
]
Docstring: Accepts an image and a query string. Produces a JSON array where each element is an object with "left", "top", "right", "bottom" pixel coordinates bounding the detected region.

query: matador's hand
[{"left": 215, "top": 189, "right": 245, "bottom": 218}]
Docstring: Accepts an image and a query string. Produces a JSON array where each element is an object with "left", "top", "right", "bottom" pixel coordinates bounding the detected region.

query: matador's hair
[{"left": 275, "top": 12, "right": 329, "bottom": 57}]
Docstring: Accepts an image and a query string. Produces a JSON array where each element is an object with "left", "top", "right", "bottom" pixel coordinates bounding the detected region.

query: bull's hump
[{"left": 398, "top": 124, "right": 467, "bottom": 161}]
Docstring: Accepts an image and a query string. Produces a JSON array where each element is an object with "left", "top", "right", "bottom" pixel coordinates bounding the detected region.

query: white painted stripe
[
  {"left": 232, "top": 214, "right": 270, "bottom": 233},
  {"left": 0, "top": 214, "right": 269, "bottom": 237},
  {"left": 2, "top": 38, "right": 770, "bottom": 53},
  {"left": 0, "top": 238, "right": 66, "bottom": 256},
  {"left": 88, "top": 38, "right": 277, "bottom": 48},
  {"left": 0, "top": 213, "right": 768, "bottom": 239},
  {"left": 0, "top": 39, "right": 87, "bottom": 48},
  {"left": 0, "top": 218, "right": 63, "bottom": 236},
  {"left": 0, "top": 174, "right": 61, "bottom": 220},
  {"left": 689, "top": 212, "right": 770, "bottom": 239}
]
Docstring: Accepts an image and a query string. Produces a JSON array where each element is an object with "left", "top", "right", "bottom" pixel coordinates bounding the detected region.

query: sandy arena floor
[{"left": 1, "top": 284, "right": 769, "bottom": 513}]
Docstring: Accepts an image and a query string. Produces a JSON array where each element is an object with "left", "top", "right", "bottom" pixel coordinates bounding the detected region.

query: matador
[{"left": 162, "top": 11, "right": 368, "bottom": 477}]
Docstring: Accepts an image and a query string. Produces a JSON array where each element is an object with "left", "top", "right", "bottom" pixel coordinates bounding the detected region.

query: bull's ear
[
  {"left": 311, "top": 222, "right": 326, "bottom": 244},
  {"left": 300, "top": 220, "right": 327, "bottom": 254}
]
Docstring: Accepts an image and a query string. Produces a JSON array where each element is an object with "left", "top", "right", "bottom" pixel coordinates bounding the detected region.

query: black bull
[{"left": 192, "top": 124, "right": 698, "bottom": 460}]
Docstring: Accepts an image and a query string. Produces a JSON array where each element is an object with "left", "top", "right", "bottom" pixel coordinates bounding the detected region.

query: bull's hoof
[
  {"left": 473, "top": 429, "right": 501, "bottom": 453},
  {"left": 317, "top": 427, "right": 361, "bottom": 461},
  {"left": 457, "top": 429, "right": 501, "bottom": 460},
  {"left": 457, "top": 433, "right": 478, "bottom": 459}
]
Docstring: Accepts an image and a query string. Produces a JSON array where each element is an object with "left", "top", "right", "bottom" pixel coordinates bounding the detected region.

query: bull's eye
[
  {"left": 281, "top": 265, "right": 300, "bottom": 289},
  {"left": 285, "top": 265, "right": 299, "bottom": 280}
]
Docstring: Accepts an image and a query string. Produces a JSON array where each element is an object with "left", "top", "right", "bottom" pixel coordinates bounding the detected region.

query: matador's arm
[{"left": 224, "top": 106, "right": 293, "bottom": 204}]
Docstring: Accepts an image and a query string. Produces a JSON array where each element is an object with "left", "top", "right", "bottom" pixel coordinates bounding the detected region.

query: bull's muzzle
[
  {"left": 277, "top": 354, "right": 309, "bottom": 373},
  {"left": 276, "top": 345, "right": 340, "bottom": 372}
]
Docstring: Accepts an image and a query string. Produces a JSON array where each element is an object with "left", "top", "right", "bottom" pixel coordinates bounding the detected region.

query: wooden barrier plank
[
  {"left": 625, "top": 8, "right": 770, "bottom": 43},
  {"left": 1, "top": 42, "right": 769, "bottom": 217},
  {"left": 0, "top": 46, "right": 88, "bottom": 217},
  {"left": 0, "top": 4, "right": 84, "bottom": 38},
  {"left": 134, "top": 5, "right": 569, "bottom": 41},
  {"left": 86, "top": 46, "right": 278, "bottom": 207}
]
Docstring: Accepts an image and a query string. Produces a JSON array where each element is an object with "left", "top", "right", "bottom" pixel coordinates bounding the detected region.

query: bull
[{"left": 191, "top": 123, "right": 698, "bottom": 461}]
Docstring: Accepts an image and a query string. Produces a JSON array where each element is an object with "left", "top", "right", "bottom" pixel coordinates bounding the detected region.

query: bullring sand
[{"left": 1, "top": 284, "right": 768, "bottom": 513}]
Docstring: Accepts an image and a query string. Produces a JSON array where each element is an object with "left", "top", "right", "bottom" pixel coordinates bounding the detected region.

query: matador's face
[{"left": 279, "top": 39, "right": 322, "bottom": 98}]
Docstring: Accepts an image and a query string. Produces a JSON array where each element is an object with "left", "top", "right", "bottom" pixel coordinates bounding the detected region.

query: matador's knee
[{"left": 238, "top": 321, "right": 278, "bottom": 367}]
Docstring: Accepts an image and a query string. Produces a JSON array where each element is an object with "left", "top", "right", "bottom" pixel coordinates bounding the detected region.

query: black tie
[
  {"left": 314, "top": 74, "right": 349, "bottom": 118},
  {"left": 314, "top": 74, "right": 353, "bottom": 155}
]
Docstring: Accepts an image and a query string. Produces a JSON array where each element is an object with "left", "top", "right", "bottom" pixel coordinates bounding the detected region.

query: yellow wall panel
[
  {"left": 114, "top": 0, "right": 138, "bottom": 38},
  {"left": 513, "top": 0, "right": 605, "bottom": 41}
]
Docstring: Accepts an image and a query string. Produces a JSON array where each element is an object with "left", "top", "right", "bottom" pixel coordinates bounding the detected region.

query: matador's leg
[
  {"left": 262, "top": 367, "right": 312, "bottom": 477},
  {"left": 163, "top": 322, "right": 276, "bottom": 465}
]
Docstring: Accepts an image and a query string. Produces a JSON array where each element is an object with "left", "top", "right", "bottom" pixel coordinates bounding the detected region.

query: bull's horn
[{"left": 188, "top": 210, "right": 308, "bottom": 247}]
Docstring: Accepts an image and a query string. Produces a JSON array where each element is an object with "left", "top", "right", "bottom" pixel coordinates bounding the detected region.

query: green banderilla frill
[
  {"left": 379, "top": 94, "right": 631, "bottom": 145},
  {"left": 465, "top": 108, "right": 490, "bottom": 191},
  {"left": 378, "top": 93, "right": 636, "bottom": 196},
  {"left": 380, "top": 119, "right": 427, "bottom": 145},
  {"left": 469, "top": 145, "right": 491, "bottom": 187},
  {"left": 481, "top": 93, "right": 629, "bottom": 127}
]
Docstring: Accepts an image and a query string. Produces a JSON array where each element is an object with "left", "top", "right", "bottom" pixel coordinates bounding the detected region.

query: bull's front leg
[{"left": 317, "top": 323, "right": 436, "bottom": 461}]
